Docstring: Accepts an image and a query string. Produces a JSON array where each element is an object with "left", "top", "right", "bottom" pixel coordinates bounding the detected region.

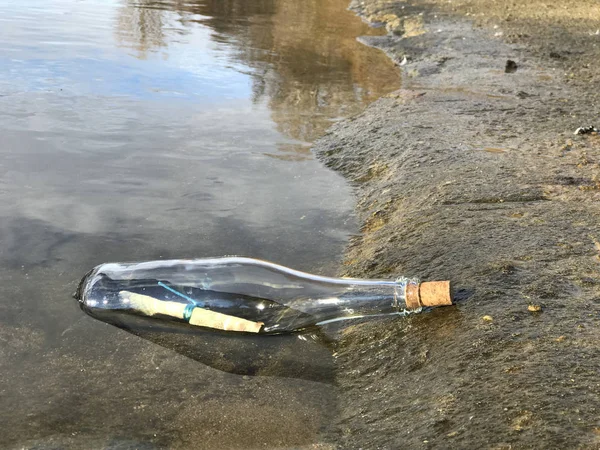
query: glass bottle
[{"left": 76, "top": 257, "right": 451, "bottom": 334}]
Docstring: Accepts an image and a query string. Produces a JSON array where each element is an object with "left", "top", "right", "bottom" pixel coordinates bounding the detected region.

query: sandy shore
[{"left": 314, "top": 0, "right": 600, "bottom": 447}]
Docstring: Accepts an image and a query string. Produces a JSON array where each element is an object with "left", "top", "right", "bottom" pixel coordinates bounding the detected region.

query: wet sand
[{"left": 314, "top": 0, "right": 600, "bottom": 448}]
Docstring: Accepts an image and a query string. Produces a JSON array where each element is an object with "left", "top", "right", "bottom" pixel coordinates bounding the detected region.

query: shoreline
[{"left": 316, "top": 0, "right": 600, "bottom": 447}]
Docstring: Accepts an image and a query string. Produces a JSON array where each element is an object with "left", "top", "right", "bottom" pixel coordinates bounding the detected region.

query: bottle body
[{"left": 76, "top": 257, "right": 442, "bottom": 334}]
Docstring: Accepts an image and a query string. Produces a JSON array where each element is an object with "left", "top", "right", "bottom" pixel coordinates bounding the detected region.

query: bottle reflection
[{"left": 89, "top": 308, "right": 337, "bottom": 383}]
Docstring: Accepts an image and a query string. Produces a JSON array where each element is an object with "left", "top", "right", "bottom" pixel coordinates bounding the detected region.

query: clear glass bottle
[{"left": 76, "top": 257, "right": 451, "bottom": 334}]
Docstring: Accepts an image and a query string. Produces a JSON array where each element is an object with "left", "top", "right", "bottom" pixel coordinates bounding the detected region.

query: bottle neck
[
  {"left": 397, "top": 277, "right": 421, "bottom": 310},
  {"left": 269, "top": 276, "right": 421, "bottom": 331}
]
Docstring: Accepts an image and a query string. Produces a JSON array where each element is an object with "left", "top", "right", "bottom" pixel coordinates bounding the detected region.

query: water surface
[{"left": 0, "top": 0, "right": 400, "bottom": 447}]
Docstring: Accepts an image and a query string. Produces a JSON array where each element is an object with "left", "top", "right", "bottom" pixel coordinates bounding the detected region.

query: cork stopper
[
  {"left": 405, "top": 280, "right": 452, "bottom": 309},
  {"left": 420, "top": 281, "right": 452, "bottom": 307}
]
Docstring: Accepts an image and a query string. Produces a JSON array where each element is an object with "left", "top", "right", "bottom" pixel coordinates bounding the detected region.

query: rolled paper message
[{"left": 119, "top": 291, "right": 264, "bottom": 333}]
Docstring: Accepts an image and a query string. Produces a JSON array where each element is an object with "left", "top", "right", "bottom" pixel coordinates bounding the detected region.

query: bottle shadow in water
[{"left": 76, "top": 277, "right": 337, "bottom": 384}]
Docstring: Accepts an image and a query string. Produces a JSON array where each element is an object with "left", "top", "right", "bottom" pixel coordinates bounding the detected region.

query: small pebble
[
  {"left": 482, "top": 315, "right": 493, "bottom": 322},
  {"left": 574, "top": 125, "right": 598, "bottom": 135},
  {"left": 528, "top": 304, "right": 542, "bottom": 312},
  {"left": 505, "top": 59, "right": 518, "bottom": 73}
]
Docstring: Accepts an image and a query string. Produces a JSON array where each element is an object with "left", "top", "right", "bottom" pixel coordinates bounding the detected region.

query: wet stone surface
[{"left": 315, "top": 1, "right": 600, "bottom": 448}]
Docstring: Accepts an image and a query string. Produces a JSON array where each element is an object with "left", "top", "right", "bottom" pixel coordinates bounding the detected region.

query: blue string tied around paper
[{"left": 158, "top": 281, "right": 204, "bottom": 323}]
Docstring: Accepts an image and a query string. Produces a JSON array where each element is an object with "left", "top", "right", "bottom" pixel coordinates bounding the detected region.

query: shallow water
[{"left": 0, "top": 0, "right": 400, "bottom": 447}]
